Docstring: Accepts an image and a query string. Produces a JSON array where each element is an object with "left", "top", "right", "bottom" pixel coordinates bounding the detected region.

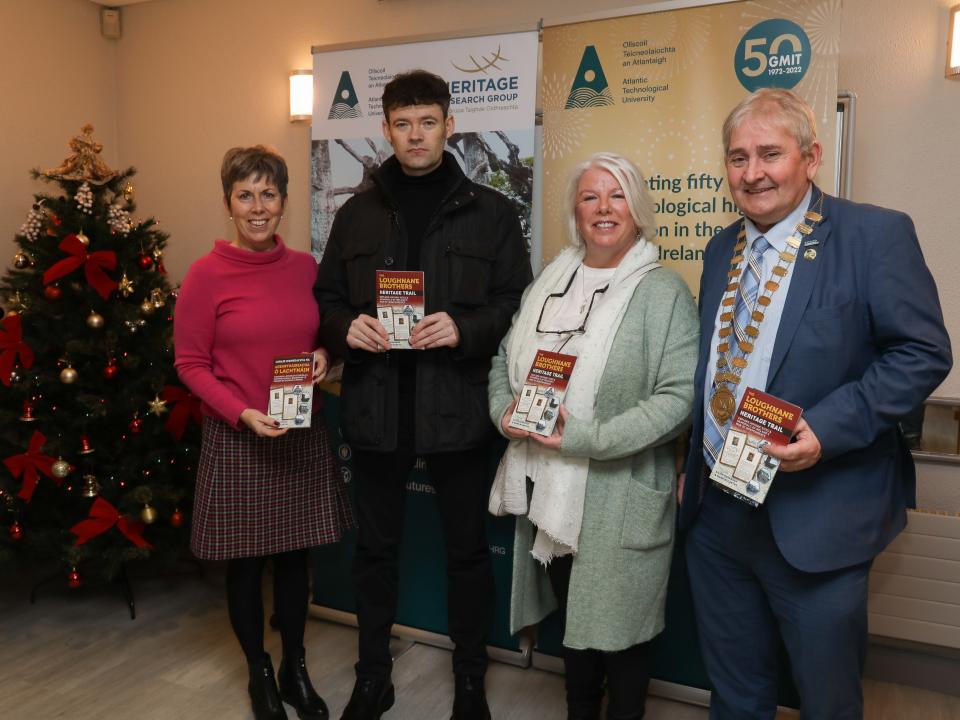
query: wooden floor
[{"left": 1, "top": 565, "right": 958, "bottom": 720}]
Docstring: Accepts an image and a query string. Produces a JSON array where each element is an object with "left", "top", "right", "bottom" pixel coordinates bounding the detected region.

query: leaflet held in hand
[
  {"left": 376, "top": 270, "right": 425, "bottom": 350},
  {"left": 509, "top": 350, "right": 577, "bottom": 437},
  {"left": 268, "top": 354, "right": 314, "bottom": 429},
  {"left": 710, "top": 387, "right": 802, "bottom": 506}
]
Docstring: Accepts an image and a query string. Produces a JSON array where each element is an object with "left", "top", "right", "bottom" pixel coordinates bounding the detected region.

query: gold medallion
[
  {"left": 804, "top": 248, "right": 817, "bottom": 260},
  {"left": 710, "top": 386, "right": 736, "bottom": 424}
]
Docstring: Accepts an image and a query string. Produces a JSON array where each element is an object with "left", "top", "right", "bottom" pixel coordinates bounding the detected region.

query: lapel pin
[{"left": 803, "top": 248, "right": 817, "bottom": 261}]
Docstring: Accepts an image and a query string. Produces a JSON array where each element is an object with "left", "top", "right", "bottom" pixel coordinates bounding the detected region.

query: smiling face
[
  {"left": 726, "top": 115, "right": 822, "bottom": 232},
  {"left": 226, "top": 174, "right": 285, "bottom": 252},
  {"left": 575, "top": 168, "right": 638, "bottom": 268},
  {"left": 382, "top": 103, "right": 453, "bottom": 176}
]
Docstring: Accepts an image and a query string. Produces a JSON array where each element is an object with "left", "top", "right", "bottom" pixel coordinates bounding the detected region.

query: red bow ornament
[
  {"left": 4, "top": 431, "right": 58, "bottom": 502},
  {"left": 0, "top": 314, "right": 34, "bottom": 387},
  {"left": 42, "top": 234, "right": 118, "bottom": 300},
  {"left": 162, "top": 385, "right": 202, "bottom": 440},
  {"left": 70, "top": 497, "right": 153, "bottom": 549}
]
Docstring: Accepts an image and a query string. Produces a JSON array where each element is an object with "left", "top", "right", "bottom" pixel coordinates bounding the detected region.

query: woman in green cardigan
[{"left": 488, "top": 152, "right": 698, "bottom": 720}]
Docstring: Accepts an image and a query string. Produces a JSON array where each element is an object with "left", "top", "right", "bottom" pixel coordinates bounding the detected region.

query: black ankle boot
[
  {"left": 278, "top": 651, "right": 329, "bottom": 720},
  {"left": 340, "top": 675, "right": 395, "bottom": 720},
  {"left": 248, "top": 653, "right": 288, "bottom": 720},
  {"left": 451, "top": 674, "right": 490, "bottom": 720}
]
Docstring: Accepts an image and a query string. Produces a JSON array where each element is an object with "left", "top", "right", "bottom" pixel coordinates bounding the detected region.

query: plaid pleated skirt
[{"left": 191, "top": 417, "right": 355, "bottom": 560}]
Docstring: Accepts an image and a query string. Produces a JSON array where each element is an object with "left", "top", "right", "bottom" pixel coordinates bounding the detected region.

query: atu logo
[
  {"left": 327, "top": 71, "right": 362, "bottom": 119},
  {"left": 565, "top": 45, "right": 614, "bottom": 109}
]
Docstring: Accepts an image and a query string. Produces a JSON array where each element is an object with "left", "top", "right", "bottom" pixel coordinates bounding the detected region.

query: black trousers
[
  {"left": 547, "top": 555, "right": 652, "bottom": 720},
  {"left": 351, "top": 445, "right": 495, "bottom": 678}
]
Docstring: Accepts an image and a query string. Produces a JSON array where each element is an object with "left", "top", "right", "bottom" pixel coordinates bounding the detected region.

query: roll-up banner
[
  {"left": 541, "top": 0, "right": 840, "bottom": 295},
  {"left": 309, "top": 29, "right": 539, "bottom": 656},
  {"left": 538, "top": 0, "right": 839, "bottom": 704}
]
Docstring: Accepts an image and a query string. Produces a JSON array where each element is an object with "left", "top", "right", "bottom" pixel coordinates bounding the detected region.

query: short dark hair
[
  {"left": 220, "top": 145, "right": 288, "bottom": 200},
  {"left": 381, "top": 70, "right": 450, "bottom": 121}
]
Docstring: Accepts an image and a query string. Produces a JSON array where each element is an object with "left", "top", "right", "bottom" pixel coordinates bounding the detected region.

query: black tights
[
  {"left": 226, "top": 549, "right": 309, "bottom": 665},
  {"left": 547, "top": 555, "right": 652, "bottom": 720}
]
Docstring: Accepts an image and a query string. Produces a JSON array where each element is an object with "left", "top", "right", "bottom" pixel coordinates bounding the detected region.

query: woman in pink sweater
[{"left": 175, "top": 146, "right": 353, "bottom": 720}]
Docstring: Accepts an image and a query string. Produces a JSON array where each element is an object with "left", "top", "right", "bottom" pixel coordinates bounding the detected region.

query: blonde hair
[{"left": 565, "top": 152, "right": 658, "bottom": 247}]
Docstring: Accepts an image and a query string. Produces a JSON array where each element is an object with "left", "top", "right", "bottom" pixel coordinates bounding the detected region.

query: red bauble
[
  {"left": 170, "top": 509, "right": 185, "bottom": 528},
  {"left": 103, "top": 360, "right": 119, "bottom": 380},
  {"left": 9, "top": 521, "right": 23, "bottom": 541},
  {"left": 44, "top": 284, "right": 62, "bottom": 300},
  {"left": 129, "top": 417, "right": 143, "bottom": 434},
  {"left": 138, "top": 253, "right": 154, "bottom": 270},
  {"left": 67, "top": 567, "right": 83, "bottom": 589}
]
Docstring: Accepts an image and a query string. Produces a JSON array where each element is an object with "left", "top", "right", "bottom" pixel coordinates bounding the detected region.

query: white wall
[{"left": 0, "top": 0, "right": 117, "bottom": 268}]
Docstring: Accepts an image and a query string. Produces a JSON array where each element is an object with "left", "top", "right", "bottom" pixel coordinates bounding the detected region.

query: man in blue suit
[{"left": 680, "top": 88, "right": 952, "bottom": 718}]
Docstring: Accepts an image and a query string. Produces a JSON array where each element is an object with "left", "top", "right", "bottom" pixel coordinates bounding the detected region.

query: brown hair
[
  {"left": 220, "top": 145, "right": 288, "bottom": 200},
  {"left": 381, "top": 69, "right": 451, "bottom": 121}
]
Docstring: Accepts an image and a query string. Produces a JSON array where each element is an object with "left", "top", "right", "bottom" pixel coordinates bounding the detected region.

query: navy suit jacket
[{"left": 681, "top": 188, "right": 952, "bottom": 573}]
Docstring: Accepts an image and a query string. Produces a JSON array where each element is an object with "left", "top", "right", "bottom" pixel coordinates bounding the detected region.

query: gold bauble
[
  {"left": 14, "top": 252, "right": 30, "bottom": 269},
  {"left": 60, "top": 366, "right": 78, "bottom": 384},
  {"left": 140, "top": 299, "right": 155, "bottom": 316},
  {"left": 76, "top": 231, "right": 90, "bottom": 247},
  {"left": 140, "top": 504, "right": 158, "bottom": 525},
  {"left": 51, "top": 458, "right": 72, "bottom": 479},
  {"left": 86, "top": 311, "right": 104, "bottom": 329}
]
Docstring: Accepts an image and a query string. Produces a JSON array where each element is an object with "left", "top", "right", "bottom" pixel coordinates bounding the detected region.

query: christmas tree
[{"left": 0, "top": 125, "right": 200, "bottom": 589}]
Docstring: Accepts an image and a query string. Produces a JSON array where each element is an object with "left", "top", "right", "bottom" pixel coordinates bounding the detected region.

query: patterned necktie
[{"left": 703, "top": 236, "right": 770, "bottom": 468}]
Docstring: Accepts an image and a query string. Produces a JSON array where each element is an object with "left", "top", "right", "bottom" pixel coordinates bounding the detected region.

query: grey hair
[
  {"left": 722, "top": 88, "right": 818, "bottom": 157},
  {"left": 565, "top": 152, "right": 658, "bottom": 248}
]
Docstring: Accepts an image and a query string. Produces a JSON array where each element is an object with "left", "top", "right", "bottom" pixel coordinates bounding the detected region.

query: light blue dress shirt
[{"left": 704, "top": 186, "right": 813, "bottom": 412}]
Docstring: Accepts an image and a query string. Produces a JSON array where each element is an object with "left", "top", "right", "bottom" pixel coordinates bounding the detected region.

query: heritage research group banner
[
  {"left": 310, "top": 30, "right": 539, "bottom": 258},
  {"left": 541, "top": 0, "right": 841, "bottom": 295},
  {"left": 308, "top": 30, "right": 538, "bottom": 656}
]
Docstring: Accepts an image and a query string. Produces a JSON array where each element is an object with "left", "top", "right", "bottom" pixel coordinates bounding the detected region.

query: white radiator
[{"left": 869, "top": 509, "right": 960, "bottom": 649}]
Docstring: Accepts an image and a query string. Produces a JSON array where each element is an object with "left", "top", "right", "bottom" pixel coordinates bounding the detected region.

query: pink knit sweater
[{"left": 174, "top": 237, "right": 321, "bottom": 428}]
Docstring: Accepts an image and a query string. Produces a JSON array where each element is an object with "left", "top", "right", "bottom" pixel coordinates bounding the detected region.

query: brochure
[
  {"left": 267, "top": 354, "right": 314, "bottom": 429},
  {"left": 376, "top": 270, "right": 425, "bottom": 350},
  {"left": 509, "top": 350, "right": 577, "bottom": 437},
  {"left": 710, "top": 387, "right": 803, "bottom": 506}
]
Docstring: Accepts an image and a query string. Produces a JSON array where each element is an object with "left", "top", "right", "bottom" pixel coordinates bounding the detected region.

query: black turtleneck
[{"left": 390, "top": 160, "right": 450, "bottom": 270}]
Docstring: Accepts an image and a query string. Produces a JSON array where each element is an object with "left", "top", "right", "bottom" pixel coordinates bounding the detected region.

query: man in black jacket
[{"left": 315, "top": 70, "right": 531, "bottom": 720}]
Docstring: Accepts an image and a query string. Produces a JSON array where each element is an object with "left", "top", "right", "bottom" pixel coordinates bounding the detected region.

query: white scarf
[{"left": 489, "top": 239, "right": 661, "bottom": 564}]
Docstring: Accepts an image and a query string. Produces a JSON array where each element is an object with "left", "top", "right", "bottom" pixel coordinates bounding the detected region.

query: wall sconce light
[
  {"left": 290, "top": 70, "right": 313, "bottom": 122},
  {"left": 948, "top": 4, "right": 960, "bottom": 79}
]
